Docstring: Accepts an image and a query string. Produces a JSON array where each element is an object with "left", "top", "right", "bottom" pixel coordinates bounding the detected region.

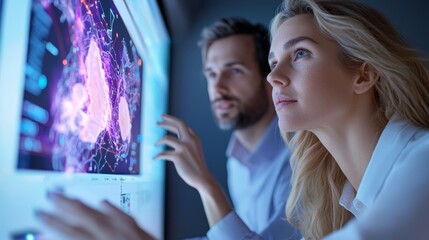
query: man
[
  {"left": 36, "top": 18, "right": 299, "bottom": 240},
  {"left": 156, "top": 18, "right": 298, "bottom": 239}
]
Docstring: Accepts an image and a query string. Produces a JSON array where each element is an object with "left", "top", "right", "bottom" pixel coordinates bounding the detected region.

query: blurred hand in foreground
[{"left": 36, "top": 192, "right": 156, "bottom": 240}]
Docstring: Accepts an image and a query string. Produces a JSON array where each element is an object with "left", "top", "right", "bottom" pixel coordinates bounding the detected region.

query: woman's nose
[{"left": 267, "top": 67, "right": 290, "bottom": 88}]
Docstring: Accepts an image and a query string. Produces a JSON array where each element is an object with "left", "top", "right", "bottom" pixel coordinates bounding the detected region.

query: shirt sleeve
[
  {"left": 207, "top": 211, "right": 263, "bottom": 240},
  {"left": 258, "top": 212, "right": 301, "bottom": 240}
]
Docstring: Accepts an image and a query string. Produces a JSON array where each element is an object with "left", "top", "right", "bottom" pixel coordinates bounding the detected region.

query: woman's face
[{"left": 268, "top": 14, "right": 358, "bottom": 133}]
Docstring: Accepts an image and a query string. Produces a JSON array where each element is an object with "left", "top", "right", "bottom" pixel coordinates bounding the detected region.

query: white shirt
[{"left": 325, "top": 115, "right": 429, "bottom": 239}]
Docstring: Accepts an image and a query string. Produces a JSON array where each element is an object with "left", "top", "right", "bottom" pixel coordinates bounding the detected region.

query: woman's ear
[{"left": 353, "top": 63, "right": 379, "bottom": 94}]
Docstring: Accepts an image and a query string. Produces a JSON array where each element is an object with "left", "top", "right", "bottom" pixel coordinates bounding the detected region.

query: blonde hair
[{"left": 270, "top": 0, "right": 429, "bottom": 239}]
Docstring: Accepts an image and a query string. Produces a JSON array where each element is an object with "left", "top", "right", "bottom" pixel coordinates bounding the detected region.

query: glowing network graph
[{"left": 18, "top": 0, "right": 143, "bottom": 174}]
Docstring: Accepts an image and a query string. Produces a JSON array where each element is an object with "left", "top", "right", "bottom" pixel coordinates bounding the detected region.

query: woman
[{"left": 268, "top": 0, "right": 429, "bottom": 239}]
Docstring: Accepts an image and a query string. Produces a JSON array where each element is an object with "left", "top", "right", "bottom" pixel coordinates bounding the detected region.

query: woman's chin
[{"left": 278, "top": 120, "right": 299, "bottom": 133}]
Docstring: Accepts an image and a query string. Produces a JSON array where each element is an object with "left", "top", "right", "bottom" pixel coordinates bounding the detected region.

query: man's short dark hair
[{"left": 198, "top": 17, "right": 270, "bottom": 77}]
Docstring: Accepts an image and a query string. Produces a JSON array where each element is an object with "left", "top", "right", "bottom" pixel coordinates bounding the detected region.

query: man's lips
[
  {"left": 213, "top": 99, "right": 237, "bottom": 114},
  {"left": 274, "top": 94, "right": 297, "bottom": 110}
]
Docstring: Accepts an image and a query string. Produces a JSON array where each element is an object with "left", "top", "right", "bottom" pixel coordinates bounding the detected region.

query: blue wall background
[{"left": 160, "top": 0, "right": 429, "bottom": 239}]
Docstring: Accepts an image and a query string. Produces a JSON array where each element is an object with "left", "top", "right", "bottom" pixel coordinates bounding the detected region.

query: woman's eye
[
  {"left": 294, "top": 49, "right": 309, "bottom": 60},
  {"left": 269, "top": 62, "right": 277, "bottom": 70}
]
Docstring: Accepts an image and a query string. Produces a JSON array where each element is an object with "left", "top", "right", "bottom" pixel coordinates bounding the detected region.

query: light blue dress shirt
[{"left": 207, "top": 117, "right": 300, "bottom": 239}]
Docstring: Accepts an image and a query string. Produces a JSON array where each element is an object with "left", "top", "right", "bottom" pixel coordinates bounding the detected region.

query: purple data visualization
[{"left": 18, "top": 0, "right": 143, "bottom": 174}]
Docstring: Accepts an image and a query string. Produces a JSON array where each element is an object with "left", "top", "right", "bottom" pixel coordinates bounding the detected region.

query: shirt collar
[
  {"left": 341, "top": 115, "right": 420, "bottom": 214},
  {"left": 226, "top": 116, "right": 285, "bottom": 166},
  {"left": 339, "top": 181, "right": 362, "bottom": 217},
  {"left": 357, "top": 114, "right": 420, "bottom": 207}
]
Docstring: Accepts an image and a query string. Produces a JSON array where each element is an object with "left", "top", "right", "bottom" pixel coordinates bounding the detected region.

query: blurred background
[{"left": 158, "top": 0, "right": 429, "bottom": 239}]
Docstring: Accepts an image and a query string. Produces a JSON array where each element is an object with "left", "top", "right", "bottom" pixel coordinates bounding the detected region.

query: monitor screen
[
  {"left": 0, "top": 0, "right": 169, "bottom": 239},
  {"left": 18, "top": 0, "right": 143, "bottom": 175}
]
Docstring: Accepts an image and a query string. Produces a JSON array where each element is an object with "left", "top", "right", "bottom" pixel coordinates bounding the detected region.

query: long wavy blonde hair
[{"left": 270, "top": 0, "right": 429, "bottom": 239}]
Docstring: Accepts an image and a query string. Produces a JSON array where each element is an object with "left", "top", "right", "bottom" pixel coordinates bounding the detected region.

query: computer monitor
[{"left": 0, "top": 0, "right": 169, "bottom": 239}]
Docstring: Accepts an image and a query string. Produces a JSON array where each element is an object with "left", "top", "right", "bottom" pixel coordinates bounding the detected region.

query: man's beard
[{"left": 211, "top": 86, "right": 269, "bottom": 131}]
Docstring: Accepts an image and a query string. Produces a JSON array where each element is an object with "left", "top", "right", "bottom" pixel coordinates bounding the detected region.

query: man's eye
[
  {"left": 207, "top": 72, "right": 216, "bottom": 79},
  {"left": 231, "top": 68, "right": 242, "bottom": 74},
  {"left": 269, "top": 62, "right": 277, "bottom": 70}
]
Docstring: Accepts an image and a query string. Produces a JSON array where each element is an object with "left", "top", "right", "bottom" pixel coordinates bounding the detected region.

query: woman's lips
[{"left": 274, "top": 95, "right": 297, "bottom": 110}]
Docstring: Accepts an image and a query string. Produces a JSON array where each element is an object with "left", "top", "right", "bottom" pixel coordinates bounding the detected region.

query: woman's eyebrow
[{"left": 269, "top": 36, "right": 318, "bottom": 60}]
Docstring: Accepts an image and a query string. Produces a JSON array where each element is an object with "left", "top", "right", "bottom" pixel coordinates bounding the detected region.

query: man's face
[{"left": 204, "top": 34, "right": 270, "bottom": 130}]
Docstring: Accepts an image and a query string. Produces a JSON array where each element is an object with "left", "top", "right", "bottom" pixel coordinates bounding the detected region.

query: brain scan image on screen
[{"left": 18, "top": 0, "right": 143, "bottom": 174}]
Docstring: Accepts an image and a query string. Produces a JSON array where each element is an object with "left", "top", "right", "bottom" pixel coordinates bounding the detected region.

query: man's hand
[
  {"left": 154, "top": 114, "right": 214, "bottom": 192},
  {"left": 36, "top": 193, "right": 156, "bottom": 240},
  {"left": 154, "top": 114, "right": 232, "bottom": 226}
]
